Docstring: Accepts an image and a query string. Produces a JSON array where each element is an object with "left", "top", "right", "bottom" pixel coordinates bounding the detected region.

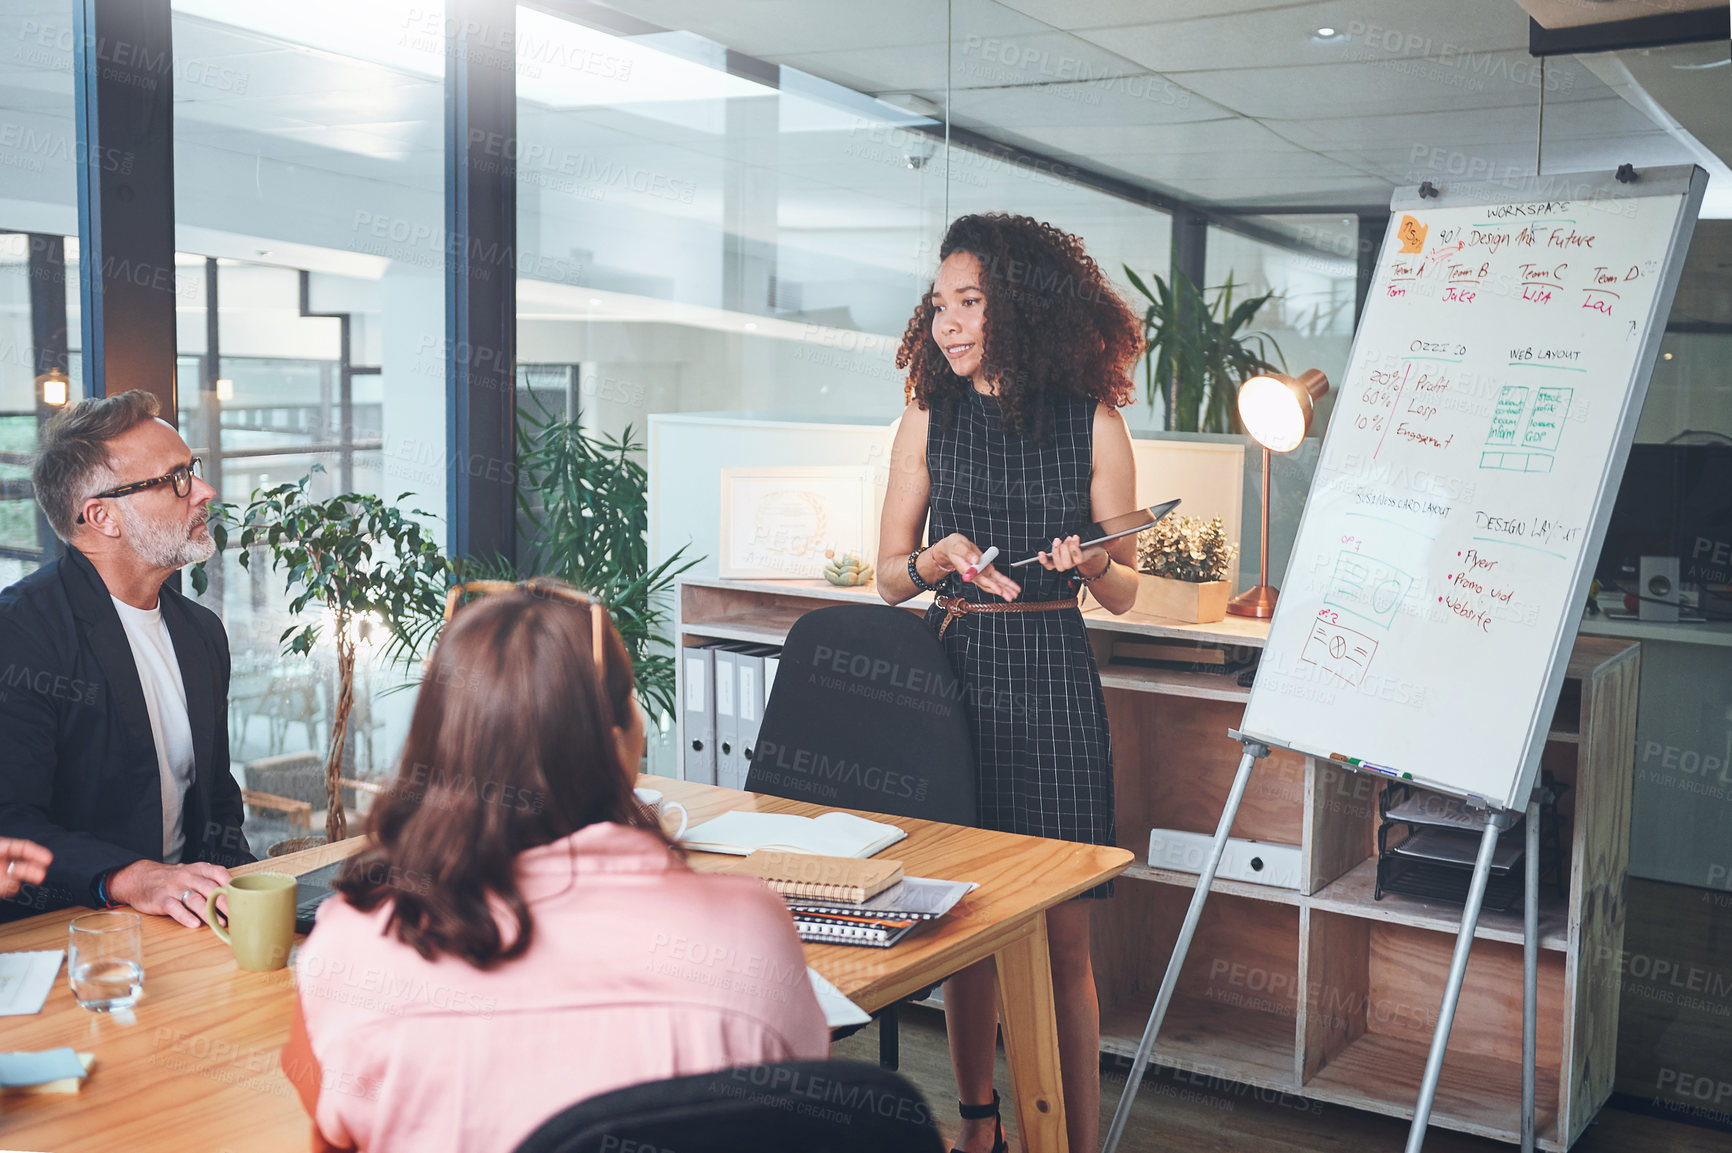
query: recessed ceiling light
[
  {"left": 1316, "top": 27, "right": 1336, "bottom": 38},
  {"left": 588, "top": 298, "right": 602, "bottom": 306},
  {"left": 744, "top": 322, "right": 758, "bottom": 331},
  {"left": 1663, "top": 352, "right": 1673, "bottom": 360}
]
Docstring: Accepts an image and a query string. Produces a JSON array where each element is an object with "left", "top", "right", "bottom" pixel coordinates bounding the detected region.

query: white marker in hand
[{"left": 962, "top": 546, "right": 998, "bottom": 582}]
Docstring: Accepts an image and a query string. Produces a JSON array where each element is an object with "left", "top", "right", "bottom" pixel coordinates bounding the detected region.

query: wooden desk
[
  {"left": 0, "top": 786, "right": 1128, "bottom": 1153},
  {"left": 663, "top": 779, "right": 1132, "bottom": 1153}
]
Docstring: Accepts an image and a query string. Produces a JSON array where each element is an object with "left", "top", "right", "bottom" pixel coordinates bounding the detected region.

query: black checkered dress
[{"left": 923, "top": 389, "right": 1116, "bottom": 898}]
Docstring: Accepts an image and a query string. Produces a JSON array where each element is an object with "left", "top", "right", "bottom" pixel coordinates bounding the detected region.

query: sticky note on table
[{"left": 0, "top": 1047, "right": 88, "bottom": 1089}]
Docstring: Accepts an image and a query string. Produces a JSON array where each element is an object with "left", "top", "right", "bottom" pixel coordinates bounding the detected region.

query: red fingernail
[{"left": 961, "top": 568, "right": 976, "bottom": 581}]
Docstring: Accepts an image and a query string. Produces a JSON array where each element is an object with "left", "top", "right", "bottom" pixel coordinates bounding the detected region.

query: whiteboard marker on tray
[{"left": 962, "top": 546, "right": 998, "bottom": 582}]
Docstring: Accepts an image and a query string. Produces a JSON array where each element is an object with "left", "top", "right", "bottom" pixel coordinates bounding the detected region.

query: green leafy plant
[
  {"left": 1137, "top": 514, "right": 1238, "bottom": 583},
  {"left": 483, "top": 392, "right": 700, "bottom": 721},
  {"left": 1122, "top": 266, "right": 1285, "bottom": 433},
  {"left": 191, "top": 468, "right": 452, "bottom": 842}
]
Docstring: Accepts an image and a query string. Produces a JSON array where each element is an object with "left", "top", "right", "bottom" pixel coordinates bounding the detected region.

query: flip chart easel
[{"left": 1104, "top": 164, "right": 1706, "bottom": 1153}]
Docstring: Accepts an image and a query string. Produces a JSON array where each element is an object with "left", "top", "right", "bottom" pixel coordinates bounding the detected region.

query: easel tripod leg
[
  {"left": 1404, "top": 817, "right": 1504, "bottom": 1153},
  {"left": 1101, "top": 741, "right": 1267, "bottom": 1153},
  {"left": 1522, "top": 799, "right": 1540, "bottom": 1153}
]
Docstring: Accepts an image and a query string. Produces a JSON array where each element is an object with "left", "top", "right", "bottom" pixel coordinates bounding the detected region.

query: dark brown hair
[
  {"left": 896, "top": 213, "right": 1142, "bottom": 441},
  {"left": 333, "top": 579, "right": 666, "bottom": 968},
  {"left": 30, "top": 389, "right": 160, "bottom": 540}
]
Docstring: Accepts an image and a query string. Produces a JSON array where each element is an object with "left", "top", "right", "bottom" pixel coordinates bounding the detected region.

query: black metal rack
[{"left": 1374, "top": 775, "right": 1567, "bottom": 912}]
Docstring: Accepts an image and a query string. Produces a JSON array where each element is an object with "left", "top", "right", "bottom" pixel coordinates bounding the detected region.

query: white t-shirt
[{"left": 110, "top": 596, "right": 196, "bottom": 864}]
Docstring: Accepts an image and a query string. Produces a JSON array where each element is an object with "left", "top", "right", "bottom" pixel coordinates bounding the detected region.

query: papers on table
[
  {"left": 0, "top": 950, "right": 64, "bottom": 1017},
  {"left": 806, "top": 967, "right": 870, "bottom": 1029},
  {"left": 0, "top": 1047, "right": 88, "bottom": 1089}
]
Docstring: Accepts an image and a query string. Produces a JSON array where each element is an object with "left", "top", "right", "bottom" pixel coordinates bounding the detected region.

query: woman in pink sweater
[{"left": 284, "top": 581, "right": 828, "bottom": 1153}]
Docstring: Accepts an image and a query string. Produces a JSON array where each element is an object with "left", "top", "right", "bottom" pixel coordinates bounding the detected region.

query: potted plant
[
  {"left": 193, "top": 467, "right": 452, "bottom": 844},
  {"left": 1135, "top": 514, "right": 1239, "bottom": 624},
  {"left": 1122, "top": 266, "right": 1285, "bottom": 433},
  {"left": 466, "top": 392, "right": 700, "bottom": 722}
]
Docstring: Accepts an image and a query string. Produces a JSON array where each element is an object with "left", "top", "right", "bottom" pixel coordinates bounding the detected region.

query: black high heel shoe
[{"left": 950, "top": 1089, "right": 1008, "bottom": 1153}]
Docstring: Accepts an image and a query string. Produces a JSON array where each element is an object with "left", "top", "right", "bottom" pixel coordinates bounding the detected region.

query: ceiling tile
[
  {"left": 1178, "top": 51, "right": 1571, "bottom": 121},
  {"left": 1069, "top": 0, "right": 1525, "bottom": 76}
]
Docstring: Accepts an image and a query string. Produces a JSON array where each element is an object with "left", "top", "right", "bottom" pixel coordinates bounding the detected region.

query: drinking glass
[{"left": 68, "top": 911, "right": 144, "bottom": 1012}]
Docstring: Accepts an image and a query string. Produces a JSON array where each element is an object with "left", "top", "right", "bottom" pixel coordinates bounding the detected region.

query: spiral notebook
[
  {"left": 792, "top": 910, "right": 921, "bottom": 949},
  {"left": 783, "top": 876, "right": 976, "bottom": 921},
  {"left": 725, "top": 851, "right": 905, "bottom": 904},
  {"left": 788, "top": 877, "right": 977, "bottom": 948}
]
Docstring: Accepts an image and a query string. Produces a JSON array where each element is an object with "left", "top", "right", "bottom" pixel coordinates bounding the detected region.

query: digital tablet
[{"left": 1007, "top": 499, "right": 1182, "bottom": 567}]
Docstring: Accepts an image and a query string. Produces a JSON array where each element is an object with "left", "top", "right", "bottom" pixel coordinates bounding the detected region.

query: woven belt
[{"left": 935, "top": 594, "right": 1078, "bottom": 639}]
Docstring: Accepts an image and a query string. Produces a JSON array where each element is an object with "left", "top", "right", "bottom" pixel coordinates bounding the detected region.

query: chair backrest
[
  {"left": 242, "top": 752, "right": 326, "bottom": 806},
  {"left": 512, "top": 1059, "right": 944, "bottom": 1153},
  {"left": 745, "top": 604, "right": 976, "bottom": 826}
]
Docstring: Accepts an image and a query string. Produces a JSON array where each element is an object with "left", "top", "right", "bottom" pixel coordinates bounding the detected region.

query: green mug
[{"left": 205, "top": 873, "right": 297, "bottom": 972}]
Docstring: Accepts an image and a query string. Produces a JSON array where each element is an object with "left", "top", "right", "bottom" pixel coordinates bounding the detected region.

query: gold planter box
[{"left": 1134, "top": 574, "right": 1232, "bottom": 624}]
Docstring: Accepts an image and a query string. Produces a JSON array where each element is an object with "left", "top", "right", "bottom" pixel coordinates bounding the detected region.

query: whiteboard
[{"left": 1239, "top": 166, "right": 1706, "bottom": 811}]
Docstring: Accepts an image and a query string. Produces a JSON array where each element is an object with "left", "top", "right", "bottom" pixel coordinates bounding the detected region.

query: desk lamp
[{"left": 1227, "top": 368, "right": 1330, "bottom": 619}]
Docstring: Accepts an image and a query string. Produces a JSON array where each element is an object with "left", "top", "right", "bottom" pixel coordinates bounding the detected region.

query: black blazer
[{"left": 0, "top": 546, "right": 252, "bottom": 918}]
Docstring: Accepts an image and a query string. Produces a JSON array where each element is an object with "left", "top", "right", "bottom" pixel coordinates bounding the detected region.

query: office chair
[
  {"left": 746, "top": 603, "right": 976, "bottom": 824},
  {"left": 744, "top": 603, "right": 976, "bottom": 1068},
  {"left": 511, "top": 1059, "right": 944, "bottom": 1153}
]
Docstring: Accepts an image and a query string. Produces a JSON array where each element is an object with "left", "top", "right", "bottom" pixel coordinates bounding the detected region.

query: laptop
[{"left": 294, "top": 861, "right": 345, "bottom": 934}]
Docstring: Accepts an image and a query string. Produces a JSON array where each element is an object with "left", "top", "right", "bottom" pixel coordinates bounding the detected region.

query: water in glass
[
  {"left": 68, "top": 911, "right": 144, "bottom": 1012},
  {"left": 70, "top": 958, "right": 144, "bottom": 1011}
]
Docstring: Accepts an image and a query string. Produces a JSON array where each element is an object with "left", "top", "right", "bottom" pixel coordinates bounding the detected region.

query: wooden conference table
[{"left": 0, "top": 779, "right": 1130, "bottom": 1153}]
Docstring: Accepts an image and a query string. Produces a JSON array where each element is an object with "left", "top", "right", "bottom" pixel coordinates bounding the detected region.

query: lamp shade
[{"left": 1237, "top": 369, "right": 1330, "bottom": 453}]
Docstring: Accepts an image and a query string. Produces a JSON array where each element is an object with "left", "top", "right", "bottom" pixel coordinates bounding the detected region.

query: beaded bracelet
[
  {"left": 907, "top": 547, "right": 942, "bottom": 593},
  {"left": 1074, "top": 556, "right": 1111, "bottom": 584}
]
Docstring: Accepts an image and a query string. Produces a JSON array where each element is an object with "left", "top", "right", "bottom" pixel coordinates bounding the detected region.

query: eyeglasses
[
  {"left": 76, "top": 458, "right": 202, "bottom": 524},
  {"left": 442, "top": 579, "right": 609, "bottom": 671}
]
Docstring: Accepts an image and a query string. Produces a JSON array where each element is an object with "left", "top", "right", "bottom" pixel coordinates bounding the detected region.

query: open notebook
[{"left": 681, "top": 811, "right": 905, "bottom": 858}]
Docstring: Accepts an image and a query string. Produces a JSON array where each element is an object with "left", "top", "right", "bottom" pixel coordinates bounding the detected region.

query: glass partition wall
[
  {"left": 166, "top": 0, "right": 446, "bottom": 842},
  {"left": 0, "top": 2, "right": 78, "bottom": 588}
]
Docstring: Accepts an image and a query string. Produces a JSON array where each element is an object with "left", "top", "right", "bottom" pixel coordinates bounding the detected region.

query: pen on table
[{"left": 962, "top": 546, "right": 998, "bottom": 582}]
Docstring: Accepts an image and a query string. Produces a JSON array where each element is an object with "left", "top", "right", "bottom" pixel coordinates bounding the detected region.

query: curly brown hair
[{"left": 896, "top": 213, "right": 1142, "bottom": 441}]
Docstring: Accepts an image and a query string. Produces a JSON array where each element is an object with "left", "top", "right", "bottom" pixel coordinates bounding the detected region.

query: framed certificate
[{"left": 718, "top": 466, "right": 877, "bottom": 579}]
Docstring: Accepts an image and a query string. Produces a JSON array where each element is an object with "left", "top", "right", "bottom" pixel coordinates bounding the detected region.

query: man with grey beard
[{"left": 0, "top": 390, "right": 252, "bottom": 924}]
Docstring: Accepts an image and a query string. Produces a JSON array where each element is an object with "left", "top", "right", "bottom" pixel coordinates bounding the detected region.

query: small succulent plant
[
  {"left": 821, "top": 551, "right": 875, "bottom": 587},
  {"left": 1137, "top": 514, "right": 1237, "bottom": 583}
]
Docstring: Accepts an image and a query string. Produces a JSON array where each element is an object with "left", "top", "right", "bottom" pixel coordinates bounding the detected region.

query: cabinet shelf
[
  {"left": 1309, "top": 858, "right": 1570, "bottom": 950},
  {"left": 1101, "top": 998, "right": 1298, "bottom": 1092},
  {"left": 1303, "top": 1032, "right": 1563, "bottom": 1150},
  {"left": 1097, "top": 662, "right": 1250, "bottom": 702},
  {"left": 680, "top": 616, "right": 799, "bottom": 646}
]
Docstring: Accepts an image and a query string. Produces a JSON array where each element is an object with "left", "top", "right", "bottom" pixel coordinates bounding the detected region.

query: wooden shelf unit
[{"left": 675, "top": 577, "right": 1639, "bottom": 1150}]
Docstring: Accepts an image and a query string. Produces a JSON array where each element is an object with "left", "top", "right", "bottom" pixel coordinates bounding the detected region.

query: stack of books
[{"left": 724, "top": 851, "right": 975, "bottom": 949}]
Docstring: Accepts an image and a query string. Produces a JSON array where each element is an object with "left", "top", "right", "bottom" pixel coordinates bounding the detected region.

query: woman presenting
[{"left": 877, "top": 213, "right": 1143, "bottom": 1153}]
